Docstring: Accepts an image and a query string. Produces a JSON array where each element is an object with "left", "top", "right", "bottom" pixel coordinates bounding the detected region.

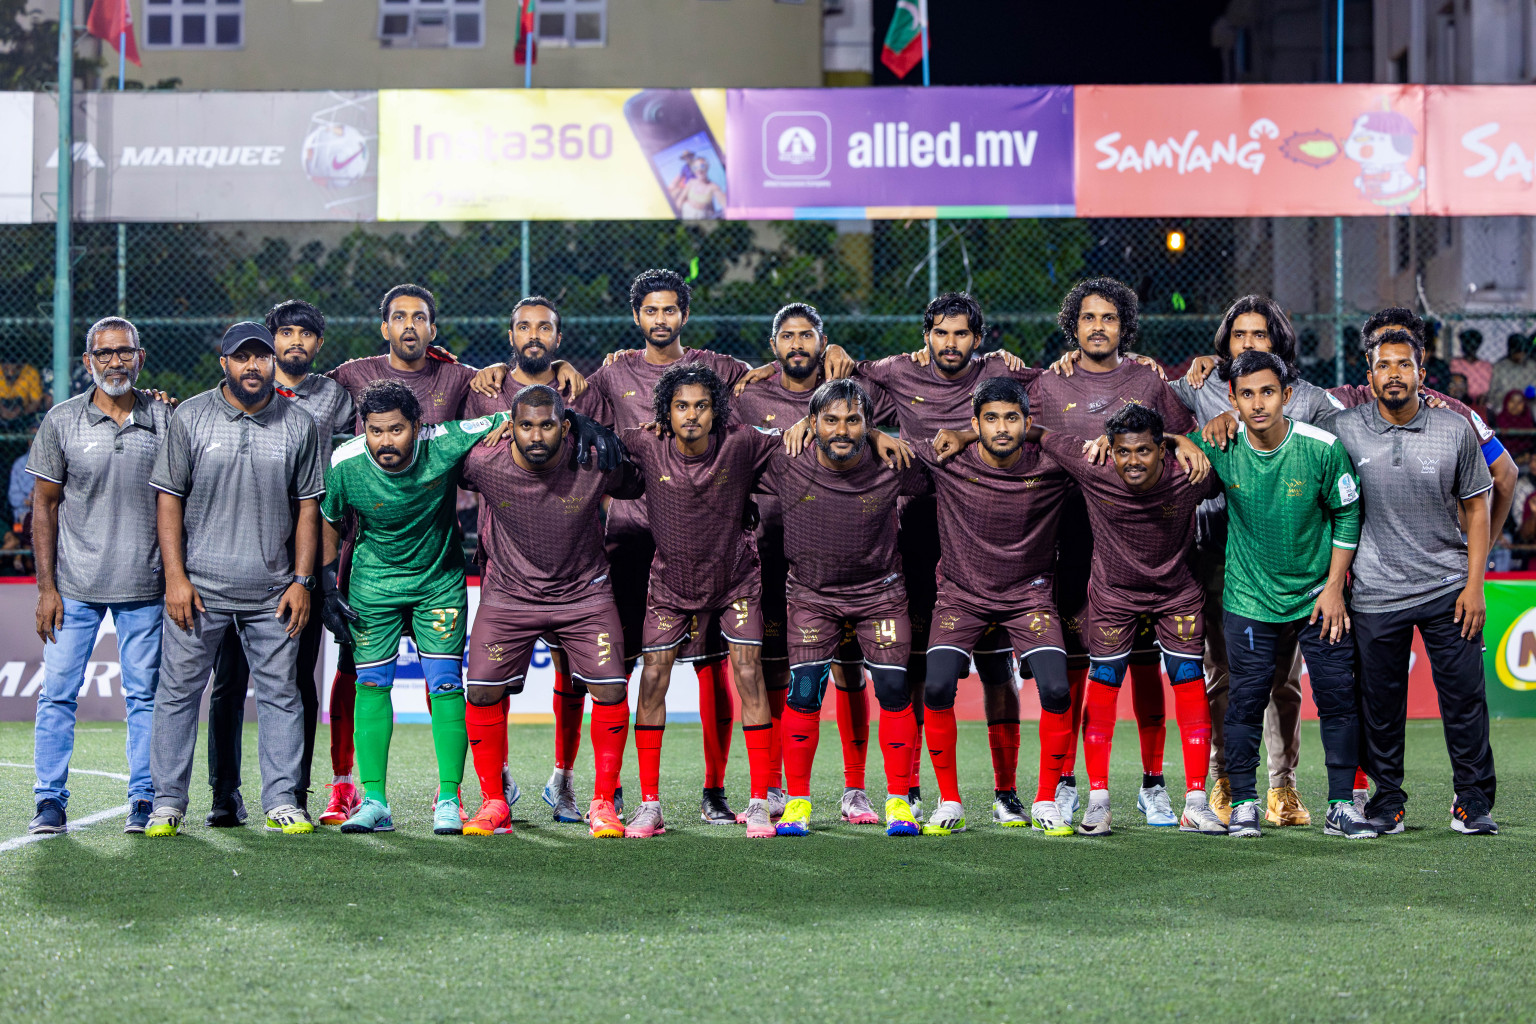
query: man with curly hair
[{"left": 1028, "top": 278, "right": 1197, "bottom": 830}]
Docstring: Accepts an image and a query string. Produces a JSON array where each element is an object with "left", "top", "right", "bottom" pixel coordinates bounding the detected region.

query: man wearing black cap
[{"left": 143, "top": 322, "right": 326, "bottom": 838}]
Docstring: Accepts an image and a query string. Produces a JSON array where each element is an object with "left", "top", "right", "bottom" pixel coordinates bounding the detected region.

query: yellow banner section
[{"left": 378, "top": 88, "right": 727, "bottom": 221}]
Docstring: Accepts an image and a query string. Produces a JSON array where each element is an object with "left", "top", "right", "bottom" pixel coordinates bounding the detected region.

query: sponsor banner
[
  {"left": 1425, "top": 86, "right": 1536, "bottom": 216},
  {"left": 33, "top": 91, "right": 376, "bottom": 222},
  {"left": 725, "top": 86, "right": 1074, "bottom": 219},
  {"left": 0, "top": 94, "right": 32, "bottom": 223},
  {"left": 1075, "top": 84, "right": 1428, "bottom": 217},
  {"left": 1482, "top": 577, "right": 1536, "bottom": 718},
  {"left": 376, "top": 89, "right": 728, "bottom": 221}
]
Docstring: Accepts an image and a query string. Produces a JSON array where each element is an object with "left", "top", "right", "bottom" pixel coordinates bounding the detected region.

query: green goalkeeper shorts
[{"left": 347, "top": 571, "right": 469, "bottom": 669}]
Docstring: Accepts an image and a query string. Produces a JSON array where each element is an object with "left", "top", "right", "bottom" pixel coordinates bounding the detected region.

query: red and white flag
[{"left": 86, "top": 0, "right": 141, "bottom": 67}]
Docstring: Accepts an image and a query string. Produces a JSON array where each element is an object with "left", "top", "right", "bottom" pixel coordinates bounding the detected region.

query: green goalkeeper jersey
[
  {"left": 1191, "top": 418, "right": 1361, "bottom": 623},
  {"left": 321, "top": 413, "right": 506, "bottom": 589}
]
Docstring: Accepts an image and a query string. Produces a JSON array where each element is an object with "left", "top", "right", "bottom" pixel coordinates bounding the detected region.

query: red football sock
[
  {"left": 588, "top": 700, "right": 630, "bottom": 803},
  {"left": 1129, "top": 662, "right": 1166, "bottom": 776},
  {"left": 925, "top": 706, "right": 962, "bottom": 804},
  {"left": 879, "top": 703, "right": 918, "bottom": 796},
  {"left": 1035, "top": 709, "right": 1073, "bottom": 802},
  {"left": 1062, "top": 666, "right": 1087, "bottom": 776},
  {"left": 835, "top": 684, "right": 869, "bottom": 789},
  {"left": 634, "top": 725, "right": 664, "bottom": 804},
  {"left": 1354, "top": 767, "right": 1369, "bottom": 791},
  {"left": 781, "top": 706, "right": 821, "bottom": 797},
  {"left": 552, "top": 685, "right": 585, "bottom": 772},
  {"left": 1083, "top": 680, "right": 1121, "bottom": 791},
  {"left": 465, "top": 698, "right": 509, "bottom": 804},
  {"left": 766, "top": 686, "right": 787, "bottom": 790},
  {"left": 697, "top": 660, "right": 733, "bottom": 789},
  {"left": 988, "top": 720, "right": 1020, "bottom": 792},
  {"left": 1170, "top": 680, "right": 1211, "bottom": 792},
  {"left": 743, "top": 723, "right": 772, "bottom": 800},
  {"left": 329, "top": 671, "right": 356, "bottom": 776}
]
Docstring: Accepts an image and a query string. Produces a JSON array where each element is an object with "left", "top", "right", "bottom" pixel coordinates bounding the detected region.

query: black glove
[
  {"left": 742, "top": 498, "right": 760, "bottom": 533},
  {"left": 565, "top": 410, "right": 626, "bottom": 472},
  {"left": 319, "top": 558, "right": 359, "bottom": 642}
]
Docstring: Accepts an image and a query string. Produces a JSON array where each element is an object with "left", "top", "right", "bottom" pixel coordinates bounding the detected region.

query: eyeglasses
[{"left": 89, "top": 347, "right": 141, "bottom": 364}]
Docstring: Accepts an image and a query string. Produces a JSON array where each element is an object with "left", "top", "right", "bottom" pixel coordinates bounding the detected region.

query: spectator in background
[
  {"left": 9, "top": 425, "right": 37, "bottom": 527},
  {"left": 1486, "top": 333, "right": 1536, "bottom": 418},
  {"left": 1421, "top": 321, "right": 1452, "bottom": 393},
  {"left": 1448, "top": 373, "right": 1470, "bottom": 402},
  {"left": 1494, "top": 389, "right": 1534, "bottom": 458},
  {"left": 1451, "top": 329, "right": 1493, "bottom": 406},
  {"left": 0, "top": 359, "right": 46, "bottom": 421}
]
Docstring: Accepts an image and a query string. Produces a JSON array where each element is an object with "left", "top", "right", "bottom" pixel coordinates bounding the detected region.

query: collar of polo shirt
[
  {"left": 83, "top": 385, "right": 159, "bottom": 431},
  {"left": 216, "top": 383, "right": 284, "bottom": 423},
  {"left": 1367, "top": 397, "right": 1429, "bottom": 433}
]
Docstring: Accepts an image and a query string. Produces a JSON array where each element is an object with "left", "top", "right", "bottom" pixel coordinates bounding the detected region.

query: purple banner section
[{"left": 726, "top": 86, "right": 1075, "bottom": 218}]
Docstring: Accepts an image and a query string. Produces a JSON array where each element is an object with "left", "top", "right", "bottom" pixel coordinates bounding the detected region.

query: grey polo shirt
[
  {"left": 26, "top": 388, "right": 171, "bottom": 604},
  {"left": 1168, "top": 373, "right": 1345, "bottom": 549},
  {"left": 149, "top": 385, "right": 325, "bottom": 612},
  {"left": 1330, "top": 401, "right": 1493, "bottom": 614},
  {"left": 279, "top": 373, "right": 354, "bottom": 444}
]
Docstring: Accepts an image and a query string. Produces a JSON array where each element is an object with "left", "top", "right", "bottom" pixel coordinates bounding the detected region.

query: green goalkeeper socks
[
  {"left": 354, "top": 682, "right": 395, "bottom": 805},
  {"left": 428, "top": 691, "right": 469, "bottom": 804}
]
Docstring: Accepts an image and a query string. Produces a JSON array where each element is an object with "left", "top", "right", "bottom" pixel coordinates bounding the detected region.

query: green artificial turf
[{"left": 0, "top": 718, "right": 1532, "bottom": 1023}]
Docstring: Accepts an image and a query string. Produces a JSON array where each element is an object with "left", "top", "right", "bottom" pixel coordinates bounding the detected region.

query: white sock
[
  {"left": 1088, "top": 789, "right": 1110, "bottom": 806},
  {"left": 333, "top": 774, "right": 352, "bottom": 785},
  {"left": 1185, "top": 789, "right": 1208, "bottom": 807}
]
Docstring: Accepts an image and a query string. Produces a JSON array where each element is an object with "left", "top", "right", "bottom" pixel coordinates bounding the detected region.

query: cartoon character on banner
[{"left": 1279, "top": 99, "right": 1424, "bottom": 212}]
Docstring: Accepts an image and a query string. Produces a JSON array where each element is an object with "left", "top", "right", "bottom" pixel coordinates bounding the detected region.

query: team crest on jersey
[
  {"left": 1099, "top": 625, "right": 1125, "bottom": 638},
  {"left": 1161, "top": 502, "right": 1180, "bottom": 518},
  {"left": 800, "top": 625, "right": 820, "bottom": 644},
  {"left": 713, "top": 468, "right": 730, "bottom": 487},
  {"left": 654, "top": 611, "right": 677, "bottom": 632},
  {"left": 431, "top": 391, "right": 446, "bottom": 407},
  {"left": 560, "top": 495, "right": 583, "bottom": 515},
  {"left": 939, "top": 614, "right": 960, "bottom": 632},
  {"left": 1286, "top": 477, "right": 1307, "bottom": 497},
  {"left": 485, "top": 643, "right": 506, "bottom": 663},
  {"left": 859, "top": 493, "right": 881, "bottom": 515},
  {"left": 1022, "top": 476, "right": 1041, "bottom": 489},
  {"left": 1418, "top": 456, "right": 1439, "bottom": 475}
]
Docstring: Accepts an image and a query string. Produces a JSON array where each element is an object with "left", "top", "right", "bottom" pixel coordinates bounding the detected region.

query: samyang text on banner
[
  {"left": 725, "top": 86, "right": 1074, "bottom": 219},
  {"left": 1425, "top": 86, "right": 1536, "bottom": 216},
  {"left": 377, "top": 89, "right": 727, "bottom": 221},
  {"left": 1075, "top": 84, "right": 1428, "bottom": 217}
]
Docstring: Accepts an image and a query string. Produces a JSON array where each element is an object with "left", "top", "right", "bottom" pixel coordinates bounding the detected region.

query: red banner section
[
  {"left": 1425, "top": 86, "right": 1536, "bottom": 215},
  {"left": 1075, "top": 84, "right": 1428, "bottom": 217}
]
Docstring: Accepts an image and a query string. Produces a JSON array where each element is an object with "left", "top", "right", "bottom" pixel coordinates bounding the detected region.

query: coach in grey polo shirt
[
  {"left": 25, "top": 316, "right": 170, "bottom": 835},
  {"left": 143, "top": 321, "right": 325, "bottom": 838},
  {"left": 1332, "top": 327, "right": 1498, "bottom": 836}
]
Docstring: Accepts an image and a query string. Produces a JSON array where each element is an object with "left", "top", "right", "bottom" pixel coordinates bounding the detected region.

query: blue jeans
[{"left": 34, "top": 598, "right": 162, "bottom": 806}]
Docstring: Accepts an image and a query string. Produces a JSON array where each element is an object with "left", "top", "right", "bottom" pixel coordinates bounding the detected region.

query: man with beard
[
  {"left": 471, "top": 269, "right": 764, "bottom": 825},
  {"left": 1329, "top": 328, "right": 1498, "bottom": 836},
  {"left": 25, "top": 317, "right": 171, "bottom": 835},
  {"left": 775, "top": 292, "right": 1036, "bottom": 823},
  {"left": 143, "top": 322, "right": 325, "bottom": 837},
  {"left": 462, "top": 295, "right": 607, "bottom": 825},
  {"left": 459, "top": 385, "right": 643, "bottom": 838},
  {"left": 764, "top": 379, "right": 931, "bottom": 838},
  {"left": 316, "top": 381, "right": 523, "bottom": 836},
  {"left": 204, "top": 299, "right": 354, "bottom": 828},
  {"left": 733, "top": 303, "right": 898, "bottom": 825}
]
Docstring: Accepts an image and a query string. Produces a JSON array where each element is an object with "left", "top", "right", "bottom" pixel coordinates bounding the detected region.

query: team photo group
[{"left": 24, "top": 266, "right": 1503, "bottom": 843}]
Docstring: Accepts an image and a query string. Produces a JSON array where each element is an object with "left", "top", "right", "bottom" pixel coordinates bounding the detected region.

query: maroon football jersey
[
  {"left": 462, "top": 434, "right": 642, "bottom": 606},
  {"left": 912, "top": 439, "right": 1072, "bottom": 605},
  {"left": 855, "top": 354, "right": 1039, "bottom": 442},
  {"left": 328, "top": 354, "right": 478, "bottom": 430},
  {"left": 621, "top": 423, "right": 778, "bottom": 609},
  {"left": 762, "top": 444, "right": 931, "bottom": 599},
  {"left": 1037, "top": 431, "right": 1219, "bottom": 601},
  {"left": 1028, "top": 359, "right": 1196, "bottom": 439},
  {"left": 589, "top": 347, "right": 752, "bottom": 539},
  {"left": 734, "top": 368, "right": 898, "bottom": 531},
  {"left": 462, "top": 373, "right": 604, "bottom": 420}
]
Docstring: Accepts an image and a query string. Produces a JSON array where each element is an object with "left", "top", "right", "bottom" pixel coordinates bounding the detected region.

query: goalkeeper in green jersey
[{"left": 318, "top": 379, "right": 618, "bottom": 835}]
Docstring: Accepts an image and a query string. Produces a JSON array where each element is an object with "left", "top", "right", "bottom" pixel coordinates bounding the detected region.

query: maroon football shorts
[
  {"left": 1086, "top": 580, "right": 1205, "bottom": 659},
  {"left": 928, "top": 588, "right": 1064, "bottom": 660},
  {"left": 787, "top": 586, "right": 910, "bottom": 668},
  {"left": 641, "top": 578, "right": 764, "bottom": 657},
  {"left": 466, "top": 596, "right": 628, "bottom": 691}
]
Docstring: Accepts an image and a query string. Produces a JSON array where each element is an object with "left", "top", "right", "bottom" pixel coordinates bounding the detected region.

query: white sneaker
[
  {"left": 1353, "top": 788, "right": 1370, "bottom": 816},
  {"left": 839, "top": 788, "right": 879, "bottom": 825},
  {"left": 542, "top": 768, "right": 582, "bottom": 824},
  {"left": 767, "top": 787, "right": 789, "bottom": 820},
  {"left": 1077, "top": 791, "right": 1111, "bottom": 836},
  {"left": 1054, "top": 778, "right": 1080, "bottom": 823},
  {"left": 502, "top": 766, "right": 522, "bottom": 809},
  {"left": 991, "top": 790, "right": 1029, "bottom": 827},
  {"left": 1178, "top": 791, "right": 1227, "bottom": 835},
  {"left": 922, "top": 799, "right": 967, "bottom": 835},
  {"left": 1137, "top": 783, "right": 1177, "bottom": 826},
  {"left": 1030, "top": 800, "right": 1073, "bottom": 836}
]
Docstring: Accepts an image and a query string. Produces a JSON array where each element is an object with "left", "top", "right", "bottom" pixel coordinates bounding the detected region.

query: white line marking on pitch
[{"left": 0, "top": 762, "right": 134, "bottom": 853}]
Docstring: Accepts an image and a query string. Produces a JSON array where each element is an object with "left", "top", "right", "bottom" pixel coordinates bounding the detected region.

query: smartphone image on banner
[{"left": 624, "top": 90, "right": 726, "bottom": 220}]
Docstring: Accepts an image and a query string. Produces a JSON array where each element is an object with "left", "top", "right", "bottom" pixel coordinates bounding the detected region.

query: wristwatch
[{"left": 292, "top": 574, "right": 317, "bottom": 591}]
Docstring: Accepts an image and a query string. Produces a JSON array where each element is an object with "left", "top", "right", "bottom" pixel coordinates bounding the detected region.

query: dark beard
[
  {"left": 814, "top": 433, "right": 865, "bottom": 463},
  {"left": 1381, "top": 390, "right": 1414, "bottom": 411},
  {"left": 781, "top": 358, "right": 817, "bottom": 381},
  {"left": 277, "top": 353, "right": 313, "bottom": 378},
  {"left": 517, "top": 441, "right": 554, "bottom": 465},
  {"left": 224, "top": 369, "right": 274, "bottom": 406},
  {"left": 514, "top": 350, "right": 552, "bottom": 376},
  {"left": 981, "top": 437, "right": 1019, "bottom": 460}
]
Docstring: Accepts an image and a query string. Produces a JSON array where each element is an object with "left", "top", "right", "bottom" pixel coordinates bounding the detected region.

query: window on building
[
  {"left": 143, "top": 0, "right": 244, "bottom": 50},
  {"left": 536, "top": 0, "right": 607, "bottom": 47},
  {"left": 378, "top": 0, "right": 485, "bottom": 48}
]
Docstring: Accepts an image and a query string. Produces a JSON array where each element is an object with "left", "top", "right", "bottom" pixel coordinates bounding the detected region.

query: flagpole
[
  {"left": 521, "top": 0, "right": 534, "bottom": 298},
  {"left": 52, "top": 0, "right": 74, "bottom": 406},
  {"left": 116, "top": 29, "right": 126, "bottom": 318},
  {"left": 920, "top": 0, "right": 936, "bottom": 299}
]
